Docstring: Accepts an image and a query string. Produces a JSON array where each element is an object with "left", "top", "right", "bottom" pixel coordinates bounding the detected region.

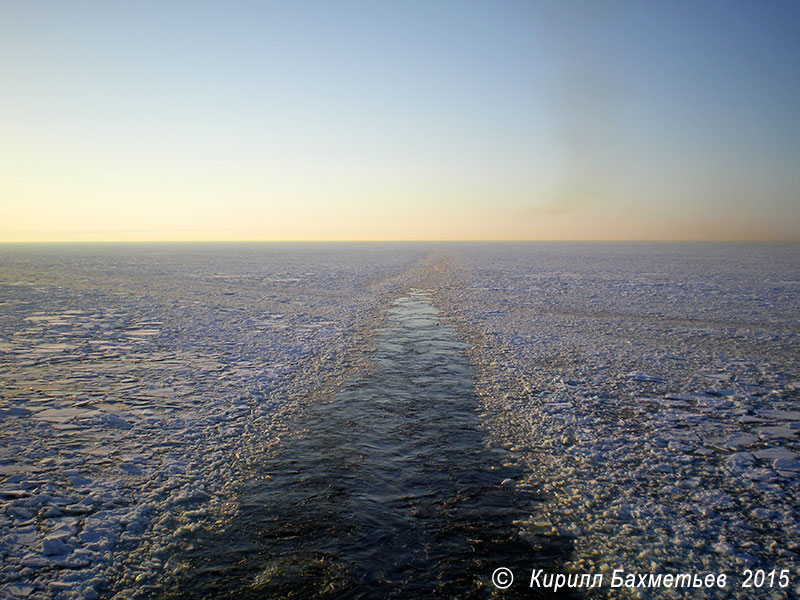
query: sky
[{"left": 1, "top": 0, "right": 799, "bottom": 242}]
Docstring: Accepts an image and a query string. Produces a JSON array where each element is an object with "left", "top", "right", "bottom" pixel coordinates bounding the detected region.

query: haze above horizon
[{"left": 2, "top": 1, "right": 799, "bottom": 242}]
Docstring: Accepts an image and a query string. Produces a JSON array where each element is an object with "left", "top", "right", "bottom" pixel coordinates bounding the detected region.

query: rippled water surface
[{"left": 167, "top": 291, "right": 574, "bottom": 598}]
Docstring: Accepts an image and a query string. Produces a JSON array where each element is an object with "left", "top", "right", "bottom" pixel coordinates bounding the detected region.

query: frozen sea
[{"left": 0, "top": 242, "right": 798, "bottom": 599}]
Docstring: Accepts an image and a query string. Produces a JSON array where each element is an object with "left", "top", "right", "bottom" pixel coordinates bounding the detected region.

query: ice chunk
[
  {"left": 723, "top": 434, "right": 757, "bottom": 449},
  {"left": 628, "top": 372, "right": 663, "bottom": 383},
  {"left": 725, "top": 452, "right": 756, "bottom": 468},
  {"left": 757, "top": 410, "right": 800, "bottom": 421},
  {"left": 740, "top": 415, "right": 766, "bottom": 424},
  {"left": 773, "top": 459, "right": 800, "bottom": 471},
  {"left": 0, "top": 489, "right": 30, "bottom": 499},
  {"left": 34, "top": 407, "right": 97, "bottom": 423},
  {"left": 754, "top": 447, "right": 798, "bottom": 461},
  {"left": 3, "top": 583, "right": 36, "bottom": 597},
  {"left": 119, "top": 463, "right": 142, "bottom": 475},
  {"left": 757, "top": 426, "right": 797, "bottom": 440},
  {"left": 42, "top": 536, "right": 74, "bottom": 556},
  {"left": 100, "top": 413, "right": 132, "bottom": 429}
]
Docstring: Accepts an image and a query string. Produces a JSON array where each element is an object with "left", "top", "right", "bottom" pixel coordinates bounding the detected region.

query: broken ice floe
[
  {"left": 434, "top": 243, "right": 800, "bottom": 599},
  {"left": 0, "top": 244, "right": 426, "bottom": 599}
]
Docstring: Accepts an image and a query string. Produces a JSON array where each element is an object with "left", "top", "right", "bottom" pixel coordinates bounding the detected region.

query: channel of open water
[{"left": 166, "top": 291, "right": 576, "bottom": 598}]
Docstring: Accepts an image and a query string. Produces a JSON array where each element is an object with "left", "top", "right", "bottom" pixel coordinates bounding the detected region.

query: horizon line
[{"left": 2, "top": 238, "right": 799, "bottom": 244}]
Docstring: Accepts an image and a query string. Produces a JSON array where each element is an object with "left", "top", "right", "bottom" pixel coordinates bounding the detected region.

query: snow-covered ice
[
  {"left": 0, "top": 243, "right": 427, "bottom": 599},
  {"left": 1, "top": 242, "right": 799, "bottom": 599},
  {"left": 431, "top": 242, "right": 800, "bottom": 598}
]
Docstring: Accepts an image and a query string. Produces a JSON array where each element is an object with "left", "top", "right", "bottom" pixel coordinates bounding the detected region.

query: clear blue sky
[{"left": 2, "top": 0, "right": 799, "bottom": 240}]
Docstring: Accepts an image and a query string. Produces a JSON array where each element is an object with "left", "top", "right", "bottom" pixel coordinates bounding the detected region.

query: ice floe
[
  {"left": 0, "top": 243, "right": 427, "bottom": 599},
  {"left": 432, "top": 243, "right": 800, "bottom": 599}
]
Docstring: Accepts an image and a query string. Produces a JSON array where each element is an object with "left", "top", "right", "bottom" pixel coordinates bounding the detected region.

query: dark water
[{"left": 167, "top": 291, "right": 576, "bottom": 599}]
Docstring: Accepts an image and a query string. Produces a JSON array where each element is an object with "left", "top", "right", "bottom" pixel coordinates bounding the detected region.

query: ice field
[
  {"left": 433, "top": 243, "right": 800, "bottom": 598},
  {"left": 1, "top": 243, "right": 798, "bottom": 598}
]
